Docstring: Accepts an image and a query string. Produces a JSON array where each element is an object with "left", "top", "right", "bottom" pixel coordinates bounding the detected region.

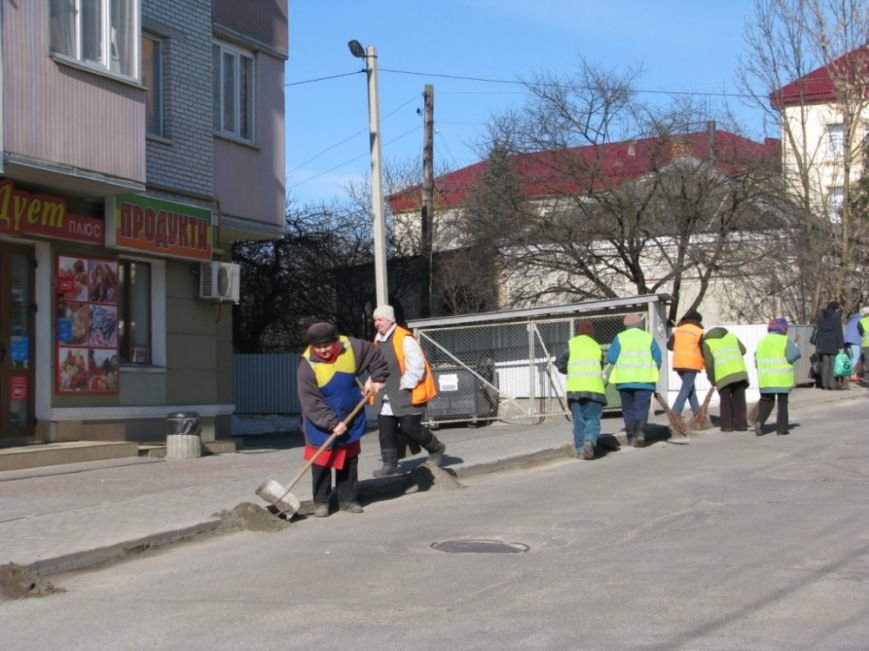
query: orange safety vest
[
  {"left": 379, "top": 326, "right": 439, "bottom": 406},
  {"left": 672, "top": 323, "right": 704, "bottom": 371}
]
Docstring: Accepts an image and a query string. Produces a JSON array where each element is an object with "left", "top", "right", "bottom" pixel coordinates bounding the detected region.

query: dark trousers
[
  {"left": 819, "top": 354, "right": 836, "bottom": 389},
  {"left": 618, "top": 388, "right": 652, "bottom": 430},
  {"left": 718, "top": 380, "right": 748, "bottom": 431},
  {"left": 311, "top": 454, "right": 359, "bottom": 505},
  {"left": 756, "top": 393, "right": 789, "bottom": 434},
  {"left": 378, "top": 413, "right": 435, "bottom": 452}
]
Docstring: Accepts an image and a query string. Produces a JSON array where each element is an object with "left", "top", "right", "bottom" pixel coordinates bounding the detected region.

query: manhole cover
[{"left": 431, "top": 539, "right": 529, "bottom": 554}]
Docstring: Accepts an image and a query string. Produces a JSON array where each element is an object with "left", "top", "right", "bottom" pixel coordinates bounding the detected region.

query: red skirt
[{"left": 303, "top": 440, "right": 360, "bottom": 470}]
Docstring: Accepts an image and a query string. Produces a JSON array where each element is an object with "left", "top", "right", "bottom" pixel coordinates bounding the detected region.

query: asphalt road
[{"left": 3, "top": 395, "right": 868, "bottom": 650}]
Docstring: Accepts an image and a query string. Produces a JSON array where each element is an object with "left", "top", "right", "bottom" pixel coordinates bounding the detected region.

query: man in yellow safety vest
[
  {"left": 556, "top": 320, "right": 608, "bottom": 460},
  {"left": 754, "top": 317, "right": 801, "bottom": 436}
]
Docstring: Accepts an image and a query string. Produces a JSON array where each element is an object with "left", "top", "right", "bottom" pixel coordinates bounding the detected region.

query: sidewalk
[{"left": 0, "top": 386, "right": 855, "bottom": 581}]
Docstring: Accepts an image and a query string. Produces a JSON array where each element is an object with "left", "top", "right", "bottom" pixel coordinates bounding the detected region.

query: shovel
[{"left": 255, "top": 390, "right": 372, "bottom": 518}]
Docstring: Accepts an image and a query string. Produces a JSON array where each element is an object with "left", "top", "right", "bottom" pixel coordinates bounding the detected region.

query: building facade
[
  {"left": 0, "top": 0, "right": 287, "bottom": 450},
  {"left": 771, "top": 46, "right": 869, "bottom": 221}
]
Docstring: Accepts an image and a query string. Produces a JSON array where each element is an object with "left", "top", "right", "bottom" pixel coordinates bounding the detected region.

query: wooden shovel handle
[{"left": 277, "top": 391, "right": 372, "bottom": 503}]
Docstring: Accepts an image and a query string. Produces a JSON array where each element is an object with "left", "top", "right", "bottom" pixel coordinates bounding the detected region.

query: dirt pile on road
[
  {"left": 215, "top": 502, "right": 290, "bottom": 533},
  {"left": 0, "top": 563, "right": 64, "bottom": 600}
]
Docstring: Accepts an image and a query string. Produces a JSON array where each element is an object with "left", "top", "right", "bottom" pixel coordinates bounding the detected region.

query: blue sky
[{"left": 285, "top": 1, "right": 768, "bottom": 206}]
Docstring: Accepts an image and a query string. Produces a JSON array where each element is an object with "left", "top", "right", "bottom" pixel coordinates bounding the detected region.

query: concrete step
[{"left": 0, "top": 441, "right": 140, "bottom": 472}]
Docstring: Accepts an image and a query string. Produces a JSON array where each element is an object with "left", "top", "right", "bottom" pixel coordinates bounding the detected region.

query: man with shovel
[
  {"left": 370, "top": 304, "right": 446, "bottom": 477},
  {"left": 298, "top": 322, "right": 388, "bottom": 517}
]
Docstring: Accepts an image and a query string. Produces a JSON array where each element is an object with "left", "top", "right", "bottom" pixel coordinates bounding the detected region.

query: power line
[
  {"left": 287, "top": 95, "right": 420, "bottom": 176},
  {"left": 289, "top": 125, "right": 421, "bottom": 190},
  {"left": 379, "top": 66, "right": 754, "bottom": 100},
  {"left": 285, "top": 70, "right": 362, "bottom": 87}
]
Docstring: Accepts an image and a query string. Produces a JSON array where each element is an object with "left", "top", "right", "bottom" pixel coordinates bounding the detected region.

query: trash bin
[
  {"left": 427, "top": 360, "right": 498, "bottom": 427},
  {"left": 166, "top": 411, "right": 202, "bottom": 459}
]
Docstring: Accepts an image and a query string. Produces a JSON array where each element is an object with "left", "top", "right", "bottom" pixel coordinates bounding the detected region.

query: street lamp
[{"left": 348, "top": 39, "right": 388, "bottom": 307}]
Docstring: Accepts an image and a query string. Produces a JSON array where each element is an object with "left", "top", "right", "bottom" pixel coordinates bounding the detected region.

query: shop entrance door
[{"left": 0, "top": 243, "right": 35, "bottom": 440}]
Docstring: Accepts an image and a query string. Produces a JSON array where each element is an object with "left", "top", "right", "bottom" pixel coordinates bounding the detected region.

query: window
[
  {"left": 827, "top": 123, "right": 844, "bottom": 159},
  {"left": 118, "top": 260, "right": 151, "bottom": 363},
  {"left": 142, "top": 33, "right": 163, "bottom": 135},
  {"left": 212, "top": 41, "right": 254, "bottom": 141},
  {"left": 50, "top": 0, "right": 140, "bottom": 79},
  {"left": 828, "top": 186, "right": 844, "bottom": 223}
]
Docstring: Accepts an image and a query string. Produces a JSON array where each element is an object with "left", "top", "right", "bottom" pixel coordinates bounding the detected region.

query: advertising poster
[{"left": 56, "top": 255, "right": 120, "bottom": 394}]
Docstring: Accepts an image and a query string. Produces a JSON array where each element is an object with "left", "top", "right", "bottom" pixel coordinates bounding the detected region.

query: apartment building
[
  {"left": 771, "top": 46, "right": 869, "bottom": 221},
  {"left": 0, "top": 0, "right": 287, "bottom": 462}
]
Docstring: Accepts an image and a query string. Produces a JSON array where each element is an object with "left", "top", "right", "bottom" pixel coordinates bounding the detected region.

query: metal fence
[
  {"left": 410, "top": 296, "right": 671, "bottom": 427},
  {"left": 233, "top": 353, "right": 301, "bottom": 414}
]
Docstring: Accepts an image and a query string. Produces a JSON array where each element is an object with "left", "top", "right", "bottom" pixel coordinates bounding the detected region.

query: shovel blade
[{"left": 255, "top": 479, "right": 301, "bottom": 516}]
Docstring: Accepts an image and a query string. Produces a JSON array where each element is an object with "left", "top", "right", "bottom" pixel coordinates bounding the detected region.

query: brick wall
[{"left": 143, "top": 0, "right": 214, "bottom": 198}]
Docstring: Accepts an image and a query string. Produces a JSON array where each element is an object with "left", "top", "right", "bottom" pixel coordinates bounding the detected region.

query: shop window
[
  {"left": 142, "top": 33, "right": 163, "bottom": 136},
  {"left": 118, "top": 260, "right": 151, "bottom": 363},
  {"left": 50, "top": 0, "right": 140, "bottom": 80},
  {"left": 212, "top": 41, "right": 254, "bottom": 142}
]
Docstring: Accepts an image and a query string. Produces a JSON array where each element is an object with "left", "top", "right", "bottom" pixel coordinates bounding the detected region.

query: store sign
[
  {"left": 0, "top": 180, "right": 103, "bottom": 244},
  {"left": 105, "top": 195, "right": 213, "bottom": 261}
]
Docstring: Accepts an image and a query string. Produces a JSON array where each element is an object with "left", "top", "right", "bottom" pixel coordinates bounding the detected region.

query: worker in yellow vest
[
  {"left": 754, "top": 318, "right": 801, "bottom": 436},
  {"left": 667, "top": 309, "right": 704, "bottom": 417},
  {"left": 606, "top": 313, "right": 662, "bottom": 447},
  {"left": 701, "top": 325, "right": 749, "bottom": 432},
  {"left": 556, "top": 320, "right": 608, "bottom": 460},
  {"left": 857, "top": 308, "right": 869, "bottom": 383}
]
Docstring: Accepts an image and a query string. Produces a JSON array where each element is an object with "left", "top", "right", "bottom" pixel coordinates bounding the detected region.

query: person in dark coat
[
  {"left": 297, "top": 322, "right": 388, "bottom": 517},
  {"left": 813, "top": 301, "right": 844, "bottom": 390}
]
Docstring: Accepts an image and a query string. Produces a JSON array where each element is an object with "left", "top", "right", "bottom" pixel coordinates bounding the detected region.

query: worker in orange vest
[
  {"left": 667, "top": 309, "right": 705, "bottom": 417},
  {"left": 370, "top": 304, "right": 445, "bottom": 477}
]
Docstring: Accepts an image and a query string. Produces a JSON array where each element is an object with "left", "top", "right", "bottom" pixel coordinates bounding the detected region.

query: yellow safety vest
[
  {"left": 566, "top": 335, "right": 605, "bottom": 395},
  {"left": 755, "top": 333, "right": 793, "bottom": 390},
  {"left": 609, "top": 328, "right": 658, "bottom": 385}
]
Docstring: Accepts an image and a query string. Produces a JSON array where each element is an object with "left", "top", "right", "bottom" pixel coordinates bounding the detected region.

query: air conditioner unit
[{"left": 199, "top": 262, "right": 240, "bottom": 303}]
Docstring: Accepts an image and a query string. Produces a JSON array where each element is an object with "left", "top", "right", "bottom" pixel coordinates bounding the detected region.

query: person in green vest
[
  {"left": 754, "top": 318, "right": 801, "bottom": 436},
  {"left": 606, "top": 313, "right": 662, "bottom": 447},
  {"left": 701, "top": 325, "right": 749, "bottom": 432},
  {"left": 857, "top": 308, "right": 869, "bottom": 384},
  {"left": 556, "top": 320, "right": 608, "bottom": 460}
]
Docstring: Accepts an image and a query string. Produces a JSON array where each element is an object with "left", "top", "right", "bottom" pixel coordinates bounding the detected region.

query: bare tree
[
  {"left": 462, "top": 60, "right": 781, "bottom": 323},
  {"left": 738, "top": 0, "right": 869, "bottom": 315}
]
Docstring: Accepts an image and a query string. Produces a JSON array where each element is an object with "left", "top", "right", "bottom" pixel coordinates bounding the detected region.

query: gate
[{"left": 410, "top": 295, "right": 670, "bottom": 428}]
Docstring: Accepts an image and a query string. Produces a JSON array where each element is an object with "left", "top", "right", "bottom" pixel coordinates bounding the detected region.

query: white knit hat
[{"left": 373, "top": 304, "right": 395, "bottom": 322}]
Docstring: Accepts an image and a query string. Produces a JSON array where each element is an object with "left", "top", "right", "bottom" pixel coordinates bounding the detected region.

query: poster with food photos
[{"left": 56, "top": 255, "right": 120, "bottom": 394}]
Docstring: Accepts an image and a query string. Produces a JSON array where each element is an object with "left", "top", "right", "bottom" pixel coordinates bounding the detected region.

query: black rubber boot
[
  {"left": 634, "top": 421, "right": 646, "bottom": 448},
  {"left": 372, "top": 449, "right": 400, "bottom": 478},
  {"left": 425, "top": 436, "right": 446, "bottom": 467}
]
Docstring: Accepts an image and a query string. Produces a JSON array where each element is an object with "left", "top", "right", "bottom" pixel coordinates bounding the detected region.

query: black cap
[{"left": 306, "top": 322, "right": 338, "bottom": 346}]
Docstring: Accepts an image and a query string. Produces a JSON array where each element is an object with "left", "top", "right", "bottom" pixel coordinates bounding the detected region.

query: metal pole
[
  {"left": 421, "top": 84, "right": 434, "bottom": 317},
  {"left": 365, "top": 46, "right": 388, "bottom": 306}
]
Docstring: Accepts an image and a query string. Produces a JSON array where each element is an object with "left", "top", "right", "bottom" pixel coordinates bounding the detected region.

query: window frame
[
  {"left": 827, "top": 123, "right": 845, "bottom": 159},
  {"left": 49, "top": 0, "right": 141, "bottom": 82},
  {"left": 212, "top": 40, "right": 255, "bottom": 143},
  {"left": 827, "top": 186, "right": 844, "bottom": 224},
  {"left": 142, "top": 32, "right": 164, "bottom": 136}
]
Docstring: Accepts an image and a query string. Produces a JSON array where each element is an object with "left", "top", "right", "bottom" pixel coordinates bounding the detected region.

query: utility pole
[{"left": 420, "top": 84, "right": 434, "bottom": 317}]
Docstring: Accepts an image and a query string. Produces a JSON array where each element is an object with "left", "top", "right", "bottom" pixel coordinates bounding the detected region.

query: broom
[
  {"left": 689, "top": 387, "right": 715, "bottom": 430},
  {"left": 654, "top": 392, "right": 688, "bottom": 438}
]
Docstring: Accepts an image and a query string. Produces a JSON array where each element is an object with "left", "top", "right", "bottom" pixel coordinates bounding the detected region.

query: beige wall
[
  {"left": 214, "top": 53, "right": 285, "bottom": 238},
  {"left": 3, "top": 1, "right": 146, "bottom": 185}
]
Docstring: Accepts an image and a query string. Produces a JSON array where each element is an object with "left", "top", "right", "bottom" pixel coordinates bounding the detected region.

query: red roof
[
  {"left": 770, "top": 46, "right": 869, "bottom": 107},
  {"left": 388, "top": 130, "right": 780, "bottom": 213}
]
